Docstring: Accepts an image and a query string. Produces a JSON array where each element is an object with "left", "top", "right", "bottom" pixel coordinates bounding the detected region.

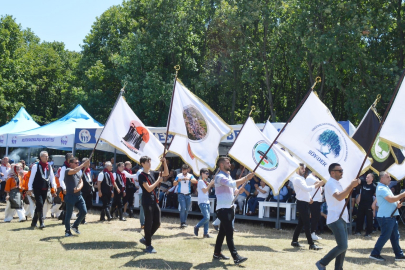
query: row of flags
[{"left": 98, "top": 71, "right": 405, "bottom": 194}]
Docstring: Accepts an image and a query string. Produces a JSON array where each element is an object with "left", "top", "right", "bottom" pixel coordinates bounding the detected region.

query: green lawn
[{"left": 0, "top": 203, "right": 404, "bottom": 270}]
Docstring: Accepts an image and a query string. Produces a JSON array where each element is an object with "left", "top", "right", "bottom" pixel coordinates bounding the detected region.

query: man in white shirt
[
  {"left": 316, "top": 163, "right": 359, "bottom": 270},
  {"left": 306, "top": 171, "right": 323, "bottom": 241},
  {"left": 173, "top": 164, "right": 197, "bottom": 227},
  {"left": 246, "top": 180, "right": 270, "bottom": 215},
  {"left": 0, "top": 157, "right": 10, "bottom": 202},
  {"left": 291, "top": 163, "right": 324, "bottom": 250}
]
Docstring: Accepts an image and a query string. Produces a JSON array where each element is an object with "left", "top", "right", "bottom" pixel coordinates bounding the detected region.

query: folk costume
[
  {"left": 98, "top": 169, "right": 114, "bottom": 221},
  {"left": 4, "top": 165, "right": 25, "bottom": 222},
  {"left": 111, "top": 170, "right": 126, "bottom": 221},
  {"left": 23, "top": 170, "right": 35, "bottom": 219},
  {"left": 80, "top": 167, "right": 93, "bottom": 224},
  {"left": 122, "top": 168, "right": 137, "bottom": 218}
]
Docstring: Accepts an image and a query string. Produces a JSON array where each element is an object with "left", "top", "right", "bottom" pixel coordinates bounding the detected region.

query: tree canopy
[{"left": 1, "top": 0, "right": 404, "bottom": 127}]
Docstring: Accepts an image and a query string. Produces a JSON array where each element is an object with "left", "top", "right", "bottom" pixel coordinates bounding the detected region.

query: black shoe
[
  {"left": 194, "top": 226, "right": 199, "bottom": 236},
  {"left": 144, "top": 246, "right": 157, "bottom": 253},
  {"left": 309, "top": 244, "right": 323, "bottom": 250},
  {"left": 39, "top": 224, "right": 45, "bottom": 229},
  {"left": 139, "top": 238, "right": 147, "bottom": 246},
  {"left": 213, "top": 225, "right": 219, "bottom": 231},
  {"left": 213, "top": 253, "right": 230, "bottom": 260},
  {"left": 81, "top": 219, "right": 87, "bottom": 224},
  {"left": 233, "top": 254, "right": 248, "bottom": 264},
  {"left": 395, "top": 255, "right": 405, "bottom": 261},
  {"left": 72, "top": 226, "right": 80, "bottom": 234},
  {"left": 180, "top": 223, "right": 187, "bottom": 228},
  {"left": 119, "top": 217, "right": 127, "bottom": 221},
  {"left": 203, "top": 234, "right": 213, "bottom": 238},
  {"left": 369, "top": 254, "right": 386, "bottom": 261},
  {"left": 65, "top": 230, "right": 73, "bottom": 237},
  {"left": 291, "top": 242, "right": 303, "bottom": 247}
]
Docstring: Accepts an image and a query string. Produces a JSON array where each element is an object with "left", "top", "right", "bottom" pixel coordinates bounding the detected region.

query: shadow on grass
[
  {"left": 345, "top": 256, "right": 400, "bottom": 266},
  {"left": 122, "top": 258, "right": 193, "bottom": 269},
  {"left": 209, "top": 243, "right": 279, "bottom": 253},
  {"left": 111, "top": 250, "right": 144, "bottom": 259},
  {"left": 194, "top": 259, "right": 248, "bottom": 269},
  {"left": 9, "top": 223, "right": 61, "bottom": 231}
]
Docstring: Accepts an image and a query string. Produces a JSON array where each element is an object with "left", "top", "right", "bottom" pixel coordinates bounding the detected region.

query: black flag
[{"left": 352, "top": 105, "right": 404, "bottom": 174}]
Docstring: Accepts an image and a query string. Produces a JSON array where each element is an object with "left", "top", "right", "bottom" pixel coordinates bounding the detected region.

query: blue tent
[
  {"left": 338, "top": 120, "right": 357, "bottom": 136},
  {"left": 0, "top": 107, "right": 40, "bottom": 150},
  {"left": 7, "top": 105, "right": 103, "bottom": 149}
]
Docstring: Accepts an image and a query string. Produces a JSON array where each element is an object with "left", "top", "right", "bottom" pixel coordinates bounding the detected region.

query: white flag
[
  {"left": 277, "top": 92, "right": 372, "bottom": 189},
  {"left": 228, "top": 117, "right": 300, "bottom": 194},
  {"left": 262, "top": 120, "right": 280, "bottom": 142},
  {"left": 100, "top": 96, "right": 163, "bottom": 170},
  {"left": 168, "top": 80, "right": 232, "bottom": 169},
  {"left": 169, "top": 135, "right": 211, "bottom": 175},
  {"left": 380, "top": 75, "right": 405, "bottom": 148},
  {"left": 387, "top": 149, "right": 405, "bottom": 180}
]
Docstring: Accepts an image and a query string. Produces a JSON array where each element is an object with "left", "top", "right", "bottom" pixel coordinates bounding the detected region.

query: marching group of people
[{"left": 1, "top": 152, "right": 405, "bottom": 268}]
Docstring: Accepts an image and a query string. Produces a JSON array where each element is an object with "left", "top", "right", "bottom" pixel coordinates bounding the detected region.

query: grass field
[{"left": 1, "top": 203, "right": 405, "bottom": 270}]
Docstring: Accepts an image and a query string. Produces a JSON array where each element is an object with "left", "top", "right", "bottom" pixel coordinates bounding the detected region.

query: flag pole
[
  {"left": 251, "top": 77, "right": 322, "bottom": 173},
  {"left": 89, "top": 83, "right": 127, "bottom": 160},
  {"left": 339, "top": 68, "right": 405, "bottom": 218}
]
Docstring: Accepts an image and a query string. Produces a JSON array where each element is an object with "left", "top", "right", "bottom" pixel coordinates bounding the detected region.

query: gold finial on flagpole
[
  {"left": 249, "top": 105, "right": 256, "bottom": 116},
  {"left": 372, "top": 94, "right": 381, "bottom": 107},
  {"left": 311, "top": 76, "right": 322, "bottom": 90},
  {"left": 121, "top": 81, "right": 128, "bottom": 93},
  {"left": 174, "top": 65, "right": 180, "bottom": 76}
]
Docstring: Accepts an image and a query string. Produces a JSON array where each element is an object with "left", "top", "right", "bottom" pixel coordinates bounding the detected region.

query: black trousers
[
  {"left": 101, "top": 192, "right": 112, "bottom": 210},
  {"left": 214, "top": 207, "right": 237, "bottom": 258},
  {"left": 355, "top": 203, "right": 373, "bottom": 234},
  {"left": 123, "top": 188, "right": 135, "bottom": 209},
  {"left": 166, "top": 193, "right": 178, "bottom": 208},
  {"left": 32, "top": 189, "right": 48, "bottom": 225},
  {"left": 111, "top": 192, "right": 123, "bottom": 210},
  {"left": 309, "top": 201, "right": 322, "bottom": 233},
  {"left": 293, "top": 200, "right": 314, "bottom": 245},
  {"left": 0, "top": 181, "right": 6, "bottom": 200},
  {"left": 143, "top": 202, "right": 161, "bottom": 247},
  {"left": 82, "top": 191, "right": 93, "bottom": 212}
]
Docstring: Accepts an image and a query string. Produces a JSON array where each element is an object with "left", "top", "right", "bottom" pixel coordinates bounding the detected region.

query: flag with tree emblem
[
  {"left": 352, "top": 104, "right": 405, "bottom": 175},
  {"left": 277, "top": 92, "right": 372, "bottom": 189},
  {"left": 228, "top": 117, "right": 300, "bottom": 194}
]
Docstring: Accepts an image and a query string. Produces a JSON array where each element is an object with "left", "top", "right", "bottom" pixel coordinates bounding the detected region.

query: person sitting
[
  {"left": 270, "top": 184, "right": 288, "bottom": 202},
  {"left": 235, "top": 183, "right": 251, "bottom": 214},
  {"left": 249, "top": 175, "right": 260, "bottom": 194},
  {"left": 165, "top": 186, "right": 178, "bottom": 209},
  {"left": 246, "top": 180, "right": 270, "bottom": 216},
  {"left": 159, "top": 174, "right": 173, "bottom": 208}
]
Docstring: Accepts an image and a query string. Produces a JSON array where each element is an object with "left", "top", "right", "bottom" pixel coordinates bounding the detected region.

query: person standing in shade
[
  {"left": 291, "top": 163, "right": 324, "bottom": 250},
  {"left": 138, "top": 156, "right": 168, "bottom": 253},
  {"left": 27, "top": 151, "right": 57, "bottom": 229},
  {"left": 97, "top": 161, "right": 114, "bottom": 221},
  {"left": 122, "top": 161, "right": 137, "bottom": 218},
  {"left": 306, "top": 171, "right": 324, "bottom": 241},
  {"left": 173, "top": 164, "right": 197, "bottom": 227},
  {"left": 80, "top": 158, "right": 93, "bottom": 224},
  {"left": 64, "top": 157, "right": 90, "bottom": 237},
  {"left": 369, "top": 171, "right": 405, "bottom": 262},
  {"left": 316, "top": 163, "right": 359, "bottom": 270},
  {"left": 213, "top": 157, "right": 254, "bottom": 265},
  {"left": 194, "top": 168, "right": 215, "bottom": 238},
  {"left": 111, "top": 162, "right": 127, "bottom": 221},
  {"left": 355, "top": 173, "right": 376, "bottom": 237}
]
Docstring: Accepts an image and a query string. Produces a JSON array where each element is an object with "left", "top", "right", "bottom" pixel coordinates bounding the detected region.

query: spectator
[
  {"left": 355, "top": 173, "right": 376, "bottom": 237},
  {"left": 235, "top": 182, "right": 251, "bottom": 214},
  {"left": 230, "top": 163, "right": 238, "bottom": 179},
  {"left": 246, "top": 180, "right": 270, "bottom": 216},
  {"left": 159, "top": 173, "right": 173, "bottom": 207},
  {"left": 249, "top": 175, "right": 260, "bottom": 194},
  {"left": 194, "top": 168, "right": 215, "bottom": 238},
  {"left": 20, "top": 160, "right": 29, "bottom": 171},
  {"left": 270, "top": 184, "right": 288, "bottom": 202},
  {"left": 165, "top": 186, "right": 178, "bottom": 209},
  {"left": 236, "top": 166, "right": 248, "bottom": 178}
]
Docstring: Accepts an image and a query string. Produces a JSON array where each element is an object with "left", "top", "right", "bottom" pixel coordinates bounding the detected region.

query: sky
[{"left": 1, "top": 0, "right": 124, "bottom": 52}]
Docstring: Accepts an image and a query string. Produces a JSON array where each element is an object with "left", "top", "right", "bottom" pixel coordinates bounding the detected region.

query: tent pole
[
  {"left": 28, "top": 148, "right": 31, "bottom": 164},
  {"left": 113, "top": 149, "right": 117, "bottom": 171},
  {"left": 276, "top": 195, "right": 280, "bottom": 229},
  {"left": 5, "top": 134, "right": 9, "bottom": 156},
  {"left": 72, "top": 131, "right": 77, "bottom": 157}
]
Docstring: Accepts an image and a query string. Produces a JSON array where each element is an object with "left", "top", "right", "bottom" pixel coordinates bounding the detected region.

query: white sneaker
[{"left": 311, "top": 232, "right": 321, "bottom": 241}]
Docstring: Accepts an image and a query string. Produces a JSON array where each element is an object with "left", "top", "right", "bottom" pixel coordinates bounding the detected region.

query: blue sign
[{"left": 75, "top": 128, "right": 97, "bottom": 144}]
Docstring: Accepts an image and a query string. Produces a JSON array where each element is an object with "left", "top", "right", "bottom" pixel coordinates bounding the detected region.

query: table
[{"left": 258, "top": 201, "right": 296, "bottom": 221}]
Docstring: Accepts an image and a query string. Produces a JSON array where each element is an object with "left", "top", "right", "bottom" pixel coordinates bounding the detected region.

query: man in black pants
[
  {"left": 111, "top": 162, "right": 127, "bottom": 221},
  {"left": 97, "top": 161, "right": 114, "bottom": 221},
  {"left": 306, "top": 171, "right": 324, "bottom": 241},
  {"left": 355, "top": 173, "right": 376, "bottom": 237},
  {"left": 80, "top": 157, "right": 93, "bottom": 224},
  {"left": 291, "top": 163, "right": 324, "bottom": 250},
  {"left": 27, "top": 151, "right": 57, "bottom": 229},
  {"left": 138, "top": 156, "right": 168, "bottom": 253},
  {"left": 213, "top": 157, "right": 254, "bottom": 265},
  {"left": 122, "top": 161, "right": 137, "bottom": 218}
]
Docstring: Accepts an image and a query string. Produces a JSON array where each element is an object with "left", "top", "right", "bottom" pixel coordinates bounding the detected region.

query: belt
[{"left": 180, "top": 193, "right": 191, "bottom": 196}]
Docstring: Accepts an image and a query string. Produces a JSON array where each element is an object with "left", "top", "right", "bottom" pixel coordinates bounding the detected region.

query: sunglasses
[{"left": 332, "top": 169, "right": 343, "bottom": 173}]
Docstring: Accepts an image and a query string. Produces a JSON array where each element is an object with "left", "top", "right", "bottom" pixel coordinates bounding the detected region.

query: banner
[
  {"left": 168, "top": 80, "right": 232, "bottom": 169},
  {"left": 352, "top": 106, "right": 405, "bottom": 174},
  {"left": 228, "top": 117, "right": 300, "bottom": 194},
  {"left": 277, "top": 92, "right": 372, "bottom": 189},
  {"left": 380, "top": 75, "right": 405, "bottom": 148},
  {"left": 100, "top": 96, "right": 164, "bottom": 170}
]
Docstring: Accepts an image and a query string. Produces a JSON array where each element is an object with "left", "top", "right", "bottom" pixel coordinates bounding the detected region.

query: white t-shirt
[
  {"left": 257, "top": 185, "right": 270, "bottom": 199},
  {"left": 306, "top": 174, "right": 323, "bottom": 202},
  {"left": 324, "top": 177, "right": 348, "bottom": 224},
  {"left": 0, "top": 165, "right": 10, "bottom": 182},
  {"left": 175, "top": 173, "right": 195, "bottom": 194},
  {"left": 136, "top": 168, "right": 143, "bottom": 194},
  {"left": 197, "top": 179, "right": 210, "bottom": 205}
]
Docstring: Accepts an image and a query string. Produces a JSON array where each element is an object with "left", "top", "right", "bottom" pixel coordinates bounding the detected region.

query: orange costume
[{"left": 5, "top": 175, "right": 23, "bottom": 193}]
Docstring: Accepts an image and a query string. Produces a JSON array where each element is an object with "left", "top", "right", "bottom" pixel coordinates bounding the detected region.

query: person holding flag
[
  {"left": 138, "top": 156, "right": 168, "bottom": 253},
  {"left": 291, "top": 163, "right": 324, "bottom": 250},
  {"left": 316, "top": 163, "right": 359, "bottom": 270},
  {"left": 213, "top": 156, "right": 254, "bottom": 265}
]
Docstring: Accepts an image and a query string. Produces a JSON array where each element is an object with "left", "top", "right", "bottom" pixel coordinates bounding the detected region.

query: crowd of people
[{"left": 1, "top": 153, "right": 405, "bottom": 267}]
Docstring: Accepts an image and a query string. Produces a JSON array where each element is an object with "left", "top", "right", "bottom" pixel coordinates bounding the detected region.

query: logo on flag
[
  {"left": 122, "top": 120, "right": 150, "bottom": 154},
  {"left": 252, "top": 141, "right": 279, "bottom": 170},
  {"left": 78, "top": 129, "right": 91, "bottom": 143},
  {"left": 371, "top": 135, "right": 390, "bottom": 162},
  {"left": 183, "top": 105, "right": 208, "bottom": 141},
  {"left": 309, "top": 124, "right": 347, "bottom": 163}
]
